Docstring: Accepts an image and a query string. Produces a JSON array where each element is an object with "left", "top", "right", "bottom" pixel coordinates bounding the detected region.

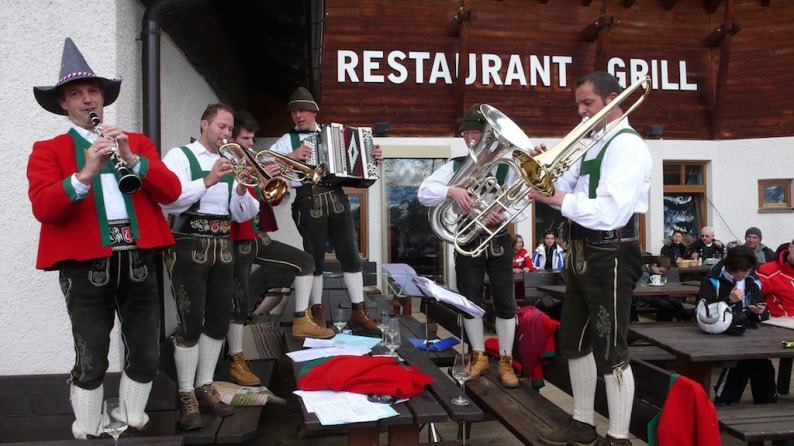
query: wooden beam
[
  {"left": 663, "top": 0, "right": 678, "bottom": 10},
  {"left": 581, "top": 0, "right": 594, "bottom": 6},
  {"left": 579, "top": 14, "right": 614, "bottom": 42},
  {"left": 702, "top": 21, "right": 741, "bottom": 47},
  {"left": 761, "top": 0, "right": 771, "bottom": 6},
  {"left": 710, "top": 0, "right": 736, "bottom": 139},
  {"left": 704, "top": 0, "right": 722, "bottom": 14},
  {"left": 623, "top": 0, "right": 637, "bottom": 7}
]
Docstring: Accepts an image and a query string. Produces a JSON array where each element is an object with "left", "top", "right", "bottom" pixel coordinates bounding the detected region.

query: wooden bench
[
  {"left": 464, "top": 363, "right": 606, "bottom": 445},
  {"left": 717, "top": 403, "right": 794, "bottom": 446}
]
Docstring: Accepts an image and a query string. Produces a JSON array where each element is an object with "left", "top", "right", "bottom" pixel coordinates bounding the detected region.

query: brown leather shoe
[
  {"left": 350, "top": 303, "right": 381, "bottom": 334},
  {"left": 538, "top": 417, "right": 598, "bottom": 446},
  {"left": 310, "top": 304, "right": 327, "bottom": 327},
  {"left": 292, "top": 312, "right": 335, "bottom": 339},
  {"left": 498, "top": 355, "right": 519, "bottom": 388},
  {"left": 195, "top": 384, "right": 234, "bottom": 417},
  {"left": 470, "top": 350, "right": 490, "bottom": 379},
  {"left": 177, "top": 391, "right": 203, "bottom": 431},
  {"left": 229, "top": 352, "right": 261, "bottom": 386},
  {"left": 601, "top": 435, "right": 632, "bottom": 446}
]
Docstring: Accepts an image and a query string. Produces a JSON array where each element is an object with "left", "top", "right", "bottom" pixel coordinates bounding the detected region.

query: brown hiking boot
[
  {"left": 498, "top": 355, "right": 519, "bottom": 388},
  {"left": 538, "top": 417, "right": 599, "bottom": 446},
  {"left": 470, "top": 350, "right": 490, "bottom": 379},
  {"left": 228, "top": 352, "right": 261, "bottom": 386},
  {"left": 350, "top": 303, "right": 381, "bottom": 334},
  {"left": 310, "top": 304, "right": 327, "bottom": 327},
  {"left": 292, "top": 312, "right": 334, "bottom": 339},
  {"left": 195, "top": 384, "right": 234, "bottom": 417},
  {"left": 177, "top": 391, "right": 203, "bottom": 431}
]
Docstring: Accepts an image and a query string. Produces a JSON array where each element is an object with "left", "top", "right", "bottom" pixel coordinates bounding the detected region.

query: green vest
[
  {"left": 578, "top": 128, "right": 640, "bottom": 198},
  {"left": 178, "top": 146, "right": 233, "bottom": 211}
]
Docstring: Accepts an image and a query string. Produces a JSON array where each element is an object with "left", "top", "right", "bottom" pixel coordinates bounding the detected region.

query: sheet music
[
  {"left": 413, "top": 276, "right": 485, "bottom": 318},
  {"left": 379, "top": 263, "right": 424, "bottom": 296}
]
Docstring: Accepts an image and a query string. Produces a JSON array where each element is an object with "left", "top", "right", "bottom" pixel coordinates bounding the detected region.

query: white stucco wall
[{"left": 1, "top": 1, "right": 792, "bottom": 376}]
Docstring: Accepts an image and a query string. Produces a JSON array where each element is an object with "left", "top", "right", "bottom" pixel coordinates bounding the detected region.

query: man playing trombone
[
  {"left": 530, "top": 71, "right": 652, "bottom": 446},
  {"left": 28, "top": 38, "right": 181, "bottom": 438}
]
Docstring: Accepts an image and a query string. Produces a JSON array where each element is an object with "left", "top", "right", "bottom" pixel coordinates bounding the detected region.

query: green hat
[
  {"left": 458, "top": 103, "right": 486, "bottom": 132},
  {"left": 288, "top": 87, "right": 319, "bottom": 112},
  {"left": 33, "top": 38, "right": 121, "bottom": 115}
]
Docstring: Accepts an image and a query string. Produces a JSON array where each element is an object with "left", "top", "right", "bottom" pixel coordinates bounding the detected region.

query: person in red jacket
[
  {"left": 512, "top": 234, "right": 537, "bottom": 273},
  {"left": 28, "top": 38, "right": 181, "bottom": 439},
  {"left": 758, "top": 238, "right": 794, "bottom": 317}
]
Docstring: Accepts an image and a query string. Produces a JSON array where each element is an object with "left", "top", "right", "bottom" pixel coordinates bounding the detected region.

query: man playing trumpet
[{"left": 28, "top": 37, "right": 181, "bottom": 438}]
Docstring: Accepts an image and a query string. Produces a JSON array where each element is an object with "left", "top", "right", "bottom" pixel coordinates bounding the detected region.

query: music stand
[{"left": 379, "top": 263, "right": 434, "bottom": 358}]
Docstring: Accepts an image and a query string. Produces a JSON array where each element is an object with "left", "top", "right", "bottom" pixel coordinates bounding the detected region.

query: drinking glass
[
  {"left": 384, "top": 318, "right": 401, "bottom": 357},
  {"left": 451, "top": 353, "right": 472, "bottom": 406},
  {"left": 377, "top": 306, "right": 391, "bottom": 346},
  {"left": 334, "top": 307, "right": 348, "bottom": 333},
  {"left": 101, "top": 397, "right": 128, "bottom": 444}
]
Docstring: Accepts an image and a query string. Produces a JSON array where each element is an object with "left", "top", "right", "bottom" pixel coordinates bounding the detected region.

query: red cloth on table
[
  {"left": 297, "top": 355, "right": 433, "bottom": 399},
  {"left": 649, "top": 374, "right": 721, "bottom": 446}
]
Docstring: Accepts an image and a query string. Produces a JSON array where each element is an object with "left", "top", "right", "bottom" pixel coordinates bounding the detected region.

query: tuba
[
  {"left": 427, "top": 104, "right": 534, "bottom": 255},
  {"left": 433, "top": 75, "right": 652, "bottom": 257},
  {"left": 218, "top": 141, "right": 289, "bottom": 203}
]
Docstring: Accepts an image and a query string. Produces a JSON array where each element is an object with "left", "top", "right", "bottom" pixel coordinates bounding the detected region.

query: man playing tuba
[{"left": 419, "top": 104, "right": 530, "bottom": 388}]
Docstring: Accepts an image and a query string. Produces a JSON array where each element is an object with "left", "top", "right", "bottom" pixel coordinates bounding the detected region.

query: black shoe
[{"left": 538, "top": 418, "right": 599, "bottom": 446}]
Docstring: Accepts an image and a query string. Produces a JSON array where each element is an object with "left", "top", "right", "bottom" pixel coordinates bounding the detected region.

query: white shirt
[
  {"left": 555, "top": 118, "right": 652, "bottom": 231},
  {"left": 160, "top": 141, "right": 258, "bottom": 222}
]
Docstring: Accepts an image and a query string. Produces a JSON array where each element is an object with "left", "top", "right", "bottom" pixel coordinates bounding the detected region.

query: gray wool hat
[
  {"left": 33, "top": 38, "right": 121, "bottom": 115},
  {"left": 287, "top": 87, "right": 319, "bottom": 112},
  {"left": 745, "top": 227, "right": 763, "bottom": 240}
]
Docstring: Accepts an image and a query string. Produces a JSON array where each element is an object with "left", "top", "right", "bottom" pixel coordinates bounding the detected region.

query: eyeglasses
[
  {"left": 367, "top": 394, "right": 396, "bottom": 404},
  {"left": 701, "top": 235, "right": 712, "bottom": 238}
]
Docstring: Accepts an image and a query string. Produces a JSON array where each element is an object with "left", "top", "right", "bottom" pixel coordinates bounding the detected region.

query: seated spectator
[
  {"left": 687, "top": 226, "right": 725, "bottom": 261},
  {"left": 661, "top": 230, "right": 690, "bottom": 266},
  {"left": 512, "top": 234, "right": 537, "bottom": 273},
  {"left": 531, "top": 231, "right": 565, "bottom": 272},
  {"left": 757, "top": 237, "right": 794, "bottom": 317},
  {"left": 699, "top": 245, "right": 777, "bottom": 406},
  {"left": 631, "top": 256, "right": 690, "bottom": 322},
  {"left": 743, "top": 226, "right": 775, "bottom": 264}
]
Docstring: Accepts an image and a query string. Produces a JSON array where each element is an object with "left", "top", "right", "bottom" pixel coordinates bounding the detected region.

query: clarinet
[{"left": 88, "top": 111, "right": 142, "bottom": 194}]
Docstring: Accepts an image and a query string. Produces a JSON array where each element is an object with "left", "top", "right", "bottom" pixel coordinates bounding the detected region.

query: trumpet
[
  {"left": 88, "top": 111, "right": 142, "bottom": 194},
  {"left": 254, "top": 149, "right": 326, "bottom": 185},
  {"left": 218, "top": 141, "right": 288, "bottom": 203}
]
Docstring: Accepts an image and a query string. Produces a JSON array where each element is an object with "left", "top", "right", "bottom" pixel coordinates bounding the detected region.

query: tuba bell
[
  {"left": 218, "top": 141, "right": 289, "bottom": 203},
  {"left": 431, "top": 75, "right": 652, "bottom": 257}
]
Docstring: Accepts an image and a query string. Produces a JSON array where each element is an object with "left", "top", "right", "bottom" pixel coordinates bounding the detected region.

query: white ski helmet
[{"left": 696, "top": 299, "right": 733, "bottom": 334}]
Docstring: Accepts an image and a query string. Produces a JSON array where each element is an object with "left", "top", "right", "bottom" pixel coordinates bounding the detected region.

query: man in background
[
  {"left": 687, "top": 226, "right": 725, "bottom": 260},
  {"left": 743, "top": 226, "right": 775, "bottom": 264}
]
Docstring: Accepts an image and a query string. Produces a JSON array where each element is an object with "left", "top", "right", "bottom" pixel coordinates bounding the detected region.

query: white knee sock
[
  {"left": 70, "top": 383, "right": 103, "bottom": 438},
  {"left": 605, "top": 365, "right": 635, "bottom": 439},
  {"left": 569, "top": 352, "right": 598, "bottom": 426},
  {"left": 195, "top": 334, "right": 224, "bottom": 387},
  {"left": 463, "top": 317, "right": 485, "bottom": 352},
  {"left": 174, "top": 344, "right": 198, "bottom": 393},
  {"left": 119, "top": 373, "right": 152, "bottom": 429},
  {"left": 310, "top": 275, "right": 324, "bottom": 306},
  {"left": 343, "top": 271, "right": 364, "bottom": 304},
  {"left": 227, "top": 323, "right": 244, "bottom": 356},
  {"left": 494, "top": 317, "right": 516, "bottom": 356},
  {"left": 294, "top": 274, "right": 312, "bottom": 311}
]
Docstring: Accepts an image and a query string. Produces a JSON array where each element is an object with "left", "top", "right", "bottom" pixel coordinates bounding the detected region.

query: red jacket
[
  {"left": 757, "top": 248, "right": 794, "bottom": 317},
  {"left": 28, "top": 132, "right": 181, "bottom": 270},
  {"left": 651, "top": 374, "right": 721, "bottom": 446}
]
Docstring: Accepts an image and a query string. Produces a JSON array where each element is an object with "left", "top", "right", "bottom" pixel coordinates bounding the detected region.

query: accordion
[{"left": 304, "top": 123, "right": 380, "bottom": 188}]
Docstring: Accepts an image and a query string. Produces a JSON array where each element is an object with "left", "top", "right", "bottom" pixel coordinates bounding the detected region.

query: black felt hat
[
  {"left": 287, "top": 87, "right": 319, "bottom": 112},
  {"left": 33, "top": 38, "right": 121, "bottom": 115},
  {"left": 458, "top": 103, "right": 486, "bottom": 132}
]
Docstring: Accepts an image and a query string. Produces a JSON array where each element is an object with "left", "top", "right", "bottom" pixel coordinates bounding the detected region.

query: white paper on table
[
  {"left": 286, "top": 345, "right": 371, "bottom": 362},
  {"left": 762, "top": 316, "right": 794, "bottom": 330},
  {"left": 304, "top": 334, "right": 381, "bottom": 349},
  {"left": 294, "top": 390, "right": 399, "bottom": 425}
]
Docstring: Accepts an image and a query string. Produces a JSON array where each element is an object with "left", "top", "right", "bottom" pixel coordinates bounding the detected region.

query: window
[{"left": 662, "top": 162, "right": 708, "bottom": 240}]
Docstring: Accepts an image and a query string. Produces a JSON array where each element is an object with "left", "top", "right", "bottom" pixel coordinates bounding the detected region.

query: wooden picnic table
[
  {"left": 628, "top": 322, "right": 794, "bottom": 394},
  {"left": 536, "top": 281, "right": 700, "bottom": 300},
  {"left": 283, "top": 315, "right": 483, "bottom": 445}
]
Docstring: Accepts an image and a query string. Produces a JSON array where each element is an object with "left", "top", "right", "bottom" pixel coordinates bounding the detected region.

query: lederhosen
[
  {"left": 62, "top": 130, "right": 160, "bottom": 389},
  {"left": 288, "top": 131, "right": 362, "bottom": 275},
  {"left": 167, "top": 147, "right": 235, "bottom": 345},
  {"left": 558, "top": 129, "right": 643, "bottom": 373},
  {"left": 452, "top": 159, "right": 516, "bottom": 320}
]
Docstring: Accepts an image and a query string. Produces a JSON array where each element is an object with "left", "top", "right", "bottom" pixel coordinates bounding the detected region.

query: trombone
[{"left": 254, "top": 149, "right": 326, "bottom": 185}]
